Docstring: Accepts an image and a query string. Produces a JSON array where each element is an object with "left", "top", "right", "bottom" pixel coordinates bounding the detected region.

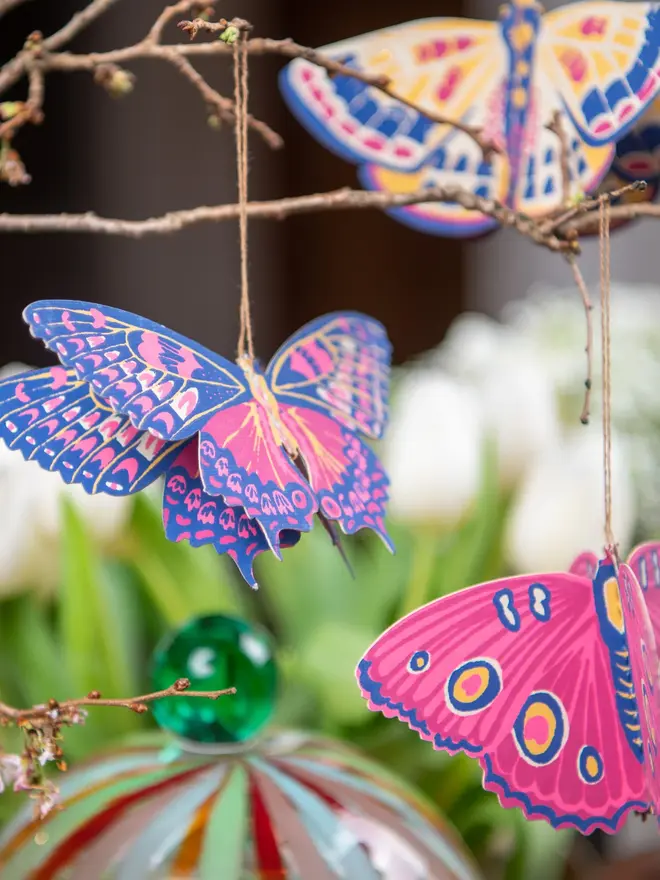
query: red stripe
[
  {"left": 32, "top": 765, "right": 209, "bottom": 879},
  {"left": 249, "top": 772, "right": 286, "bottom": 879}
]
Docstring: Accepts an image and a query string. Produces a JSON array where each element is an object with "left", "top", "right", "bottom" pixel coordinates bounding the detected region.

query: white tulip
[
  {"left": 504, "top": 426, "right": 636, "bottom": 573},
  {"left": 385, "top": 371, "right": 484, "bottom": 524}
]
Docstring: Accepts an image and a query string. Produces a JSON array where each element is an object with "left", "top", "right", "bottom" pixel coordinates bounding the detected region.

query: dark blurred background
[{"left": 0, "top": 0, "right": 465, "bottom": 368}]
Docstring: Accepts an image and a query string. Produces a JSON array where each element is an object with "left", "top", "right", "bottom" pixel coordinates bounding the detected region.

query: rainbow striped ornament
[{"left": 0, "top": 733, "right": 482, "bottom": 879}]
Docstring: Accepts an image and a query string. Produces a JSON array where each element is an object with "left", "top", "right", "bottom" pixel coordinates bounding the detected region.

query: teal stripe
[
  {"left": 117, "top": 765, "right": 225, "bottom": 880},
  {"left": 285, "top": 758, "right": 479, "bottom": 880},
  {"left": 253, "top": 758, "right": 380, "bottom": 879}
]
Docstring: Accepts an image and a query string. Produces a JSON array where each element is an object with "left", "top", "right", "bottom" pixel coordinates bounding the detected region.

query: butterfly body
[
  {"left": 281, "top": 1, "right": 660, "bottom": 235},
  {"left": 0, "top": 301, "right": 393, "bottom": 586},
  {"left": 357, "top": 556, "right": 659, "bottom": 832}
]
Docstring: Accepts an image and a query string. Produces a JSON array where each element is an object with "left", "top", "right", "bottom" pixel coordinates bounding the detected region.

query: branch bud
[
  {"left": 220, "top": 25, "right": 240, "bottom": 44},
  {"left": 94, "top": 65, "right": 135, "bottom": 99},
  {"left": 0, "top": 102, "right": 24, "bottom": 121}
]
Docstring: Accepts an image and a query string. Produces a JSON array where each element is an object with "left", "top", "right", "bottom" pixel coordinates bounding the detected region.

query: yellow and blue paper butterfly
[{"left": 280, "top": 1, "right": 660, "bottom": 236}]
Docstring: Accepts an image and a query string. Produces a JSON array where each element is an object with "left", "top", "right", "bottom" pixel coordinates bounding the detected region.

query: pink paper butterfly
[
  {"left": 0, "top": 300, "right": 393, "bottom": 587},
  {"left": 357, "top": 551, "right": 660, "bottom": 832}
]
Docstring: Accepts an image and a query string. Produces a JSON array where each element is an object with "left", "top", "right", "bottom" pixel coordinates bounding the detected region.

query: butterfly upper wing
[
  {"left": 619, "top": 561, "right": 660, "bottom": 813},
  {"left": 539, "top": 2, "right": 660, "bottom": 147},
  {"left": 0, "top": 367, "right": 182, "bottom": 494},
  {"left": 279, "top": 406, "right": 393, "bottom": 549},
  {"left": 358, "top": 565, "right": 648, "bottom": 832},
  {"left": 266, "top": 312, "right": 391, "bottom": 440},
  {"left": 627, "top": 542, "right": 660, "bottom": 649},
  {"left": 163, "top": 441, "right": 300, "bottom": 588},
  {"left": 24, "top": 301, "right": 249, "bottom": 441},
  {"left": 280, "top": 19, "right": 511, "bottom": 236}
]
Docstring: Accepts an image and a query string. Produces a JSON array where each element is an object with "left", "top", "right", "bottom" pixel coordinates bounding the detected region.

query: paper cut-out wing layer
[
  {"left": 540, "top": 3, "right": 660, "bottom": 145},
  {"left": 24, "top": 301, "right": 249, "bottom": 441},
  {"left": 280, "top": 18, "right": 511, "bottom": 236},
  {"left": 0, "top": 366, "right": 182, "bottom": 494},
  {"left": 281, "top": 4, "right": 660, "bottom": 235},
  {"left": 266, "top": 312, "right": 391, "bottom": 439},
  {"left": 198, "top": 401, "right": 319, "bottom": 555},
  {"left": 357, "top": 562, "right": 650, "bottom": 832},
  {"left": 163, "top": 441, "right": 300, "bottom": 588},
  {"left": 628, "top": 542, "right": 660, "bottom": 647},
  {"left": 266, "top": 313, "right": 393, "bottom": 547}
]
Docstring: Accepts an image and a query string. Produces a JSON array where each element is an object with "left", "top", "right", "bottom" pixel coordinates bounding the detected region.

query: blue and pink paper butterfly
[
  {"left": 0, "top": 301, "right": 393, "bottom": 587},
  {"left": 280, "top": 0, "right": 660, "bottom": 236},
  {"left": 358, "top": 544, "right": 660, "bottom": 833}
]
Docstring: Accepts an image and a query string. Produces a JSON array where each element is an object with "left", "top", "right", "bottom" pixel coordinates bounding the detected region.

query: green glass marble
[{"left": 150, "top": 614, "right": 277, "bottom": 744}]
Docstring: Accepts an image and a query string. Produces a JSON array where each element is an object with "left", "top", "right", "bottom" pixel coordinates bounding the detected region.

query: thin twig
[
  {"left": 0, "top": 63, "right": 44, "bottom": 140},
  {"left": 0, "top": 0, "right": 35, "bottom": 17},
  {"left": 162, "top": 50, "right": 282, "bottom": 148},
  {"left": 568, "top": 255, "right": 593, "bottom": 425},
  {"left": 0, "top": 184, "right": 570, "bottom": 250},
  {"left": 0, "top": 678, "right": 236, "bottom": 723},
  {"left": 178, "top": 16, "right": 500, "bottom": 158},
  {"left": 541, "top": 180, "right": 648, "bottom": 235},
  {"left": 546, "top": 111, "right": 571, "bottom": 207}
]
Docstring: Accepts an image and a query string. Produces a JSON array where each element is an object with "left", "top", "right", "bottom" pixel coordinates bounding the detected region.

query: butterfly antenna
[{"left": 318, "top": 510, "right": 355, "bottom": 579}]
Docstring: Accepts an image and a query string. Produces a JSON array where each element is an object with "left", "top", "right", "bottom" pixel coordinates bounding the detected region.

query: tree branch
[
  {"left": 0, "top": 185, "right": 572, "bottom": 251},
  {"left": 179, "top": 16, "right": 500, "bottom": 159},
  {"left": 0, "top": 677, "right": 236, "bottom": 723}
]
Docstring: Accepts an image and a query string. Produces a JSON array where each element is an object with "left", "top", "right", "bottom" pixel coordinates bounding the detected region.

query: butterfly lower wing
[
  {"left": 540, "top": 2, "right": 660, "bottom": 146},
  {"left": 198, "top": 402, "right": 318, "bottom": 555},
  {"left": 266, "top": 313, "right": 391, "bottom": 441},
  {"left": 0, "top": 367, "right": 182, "bottom": 494},
  {"left": 569, "top": 551, "right": 600, "bottom": 579},
  {"left": 280, "top": 19, "right": 507, "bottom": 172},
  {"left": 358, "top": 566, "right": 648, "bottom": 832},
  {"left": 163, "top": 441, "right": 300, "bottom": 587},
  {"left": 280, "top": 406, "right": 392, "bottom": 549},
  {"left": 358, "top": 146, "right": 509, "bottom": 237},
  {"left": 24, "top": 300, "right": 249, "bottom": 440}
]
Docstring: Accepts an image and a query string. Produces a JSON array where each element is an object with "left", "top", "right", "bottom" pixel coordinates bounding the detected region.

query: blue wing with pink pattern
[
  {"left": 265, "top": 313, "right": 393, "bottom": 549},
  {"left": 0, "top": 366, "right": 182, "bottom": 494},
  {"left": 23, "top": 301, "right": 249, "bottom": 441},
  {"left": 163, "top": 441, "right": 300, "bottom": 588},
  {"left": 266, "top": 312, "right": 391, "bottom": 440}
]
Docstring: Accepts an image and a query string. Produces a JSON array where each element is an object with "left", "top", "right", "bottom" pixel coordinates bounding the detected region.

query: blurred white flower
[
  {"left": 385, "top": 371, "right": 484, "bottom": 524},
  {"left": 505, "top": 426, "right": 635, "bottom": 572},
  {"left": 437, "top": 313, "right": 562, "bottom": 488},
  {"left": 0, "top": 362, "right": 132, "bottom": 594},
  {"left": 0, "top": 754, "right": 22, "bottom": 793},
  {"left": 504, "top": 284, "right": 660, "bottom": 535}
]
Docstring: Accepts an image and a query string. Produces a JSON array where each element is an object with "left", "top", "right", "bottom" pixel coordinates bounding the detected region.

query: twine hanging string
[
  {"left": 599, "top": 195, "right": 615, "bottom": 552},
  {"left": 233, "top": 31, "right": 254, "bottom": 361}
]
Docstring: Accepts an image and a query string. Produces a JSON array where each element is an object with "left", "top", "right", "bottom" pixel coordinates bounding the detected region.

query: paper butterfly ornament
[
  {"left": 280, "top": 1, "right": 660, "bottom": 236},
  {"left": 0, "top": 301, "right": 393, "bottom": 587},
  {"left": 357, "top": 549, "right": 660, "bottom": 832}
]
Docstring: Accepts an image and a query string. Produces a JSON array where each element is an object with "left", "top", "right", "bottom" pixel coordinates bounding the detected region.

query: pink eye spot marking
[
  {"left": 437, "top": 67, "right": 462, "bottom": 102},
  {"left": 580, "top": 16, "right": 607, "bottom": 36},
  {"left": 524, "top": 715, "right": 550, "bottom": 745},
  {"left": 559, "top": 49, "right": 587, "bottom": 83}
]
